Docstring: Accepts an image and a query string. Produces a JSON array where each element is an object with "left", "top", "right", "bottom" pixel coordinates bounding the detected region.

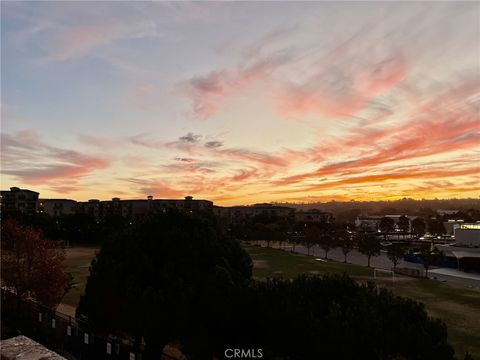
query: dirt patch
[
  {"left": 65, "top": 247, "right": 98, "bottom": 259},
  {"left": 253, "top": 260, "right": 269, "bottom": 269}
]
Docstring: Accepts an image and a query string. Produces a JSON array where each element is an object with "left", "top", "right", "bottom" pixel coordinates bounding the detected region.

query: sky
[{"left": 1, "top": 1, "right": 479, "bottom": 206}]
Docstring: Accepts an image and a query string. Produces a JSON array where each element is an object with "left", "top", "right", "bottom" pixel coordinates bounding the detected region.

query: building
[
  {"left": 454, "top": 223, "right": 480, "bottom": 247},
  {"left": 443, "top": 219, "right": 465, "bottom": 236},
  {"left": 150, "top": 196, "right": 213, "bottom": 214},
  {"left": 76, "top": 199, "right": 101, "bottom": 219},
  {"left": 0, "top": 187, "right": 39, "bottom": 214},
  {"left": 355, "top": 214, "right": 416, "bottom": 232},
  {"left": 75, "top": 196, "right": 213, "bottom": 220},
  {"left": 355, "top": 215, "right": 383, "bottom": 231},
  {"left": 40, "top": 199, "right": 77, "bottom": 217},
  {"left": 215, "top": 203, "right": 294, "bottom": 224},
  {"left": 294, "top": 209, "right": 334, "bottom": 224}
]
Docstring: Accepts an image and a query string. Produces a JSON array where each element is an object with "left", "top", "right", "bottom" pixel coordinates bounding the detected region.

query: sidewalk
[{"left": 429, "top": 268, "right": 480, "bottom": 281}]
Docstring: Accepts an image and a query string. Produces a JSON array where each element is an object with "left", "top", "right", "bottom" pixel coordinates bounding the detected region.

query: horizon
[
  {"left": 3, "top": 184, "right": 480, "bottom": 207},
  {"left": 2, "top": 2, "right": 479, "bottom": 206}
]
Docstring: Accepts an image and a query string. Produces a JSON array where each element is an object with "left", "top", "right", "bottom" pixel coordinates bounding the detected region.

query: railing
[{"left": 1, "top": 289, "right": 147, "bottom": 360}]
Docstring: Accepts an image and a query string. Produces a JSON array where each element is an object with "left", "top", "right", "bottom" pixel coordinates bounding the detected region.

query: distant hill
[{"left": 270, "top": 198, "right": 480, "bottom": 222}]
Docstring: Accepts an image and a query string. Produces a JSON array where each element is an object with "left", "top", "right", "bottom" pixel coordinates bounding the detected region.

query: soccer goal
[{"left": 374, "top": 268, "right": 395, "bottom": 281}]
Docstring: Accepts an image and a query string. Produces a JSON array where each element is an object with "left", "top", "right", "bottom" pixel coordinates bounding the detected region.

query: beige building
[
  {"left": 75, "top": 196, "right": 213, "bottom": 220},
  {"left": 40, "top": 199, "right": 77, "bottom": 217},
  {"left": 0, "top": 187, "right": 39, "bottom": 214},
  {"left": 215, "top": 203, "right": 294, "bottom": 224}
]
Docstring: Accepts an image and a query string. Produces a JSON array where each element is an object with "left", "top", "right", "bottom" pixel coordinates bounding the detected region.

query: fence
[
  {"left": 394, "top": 267, "right": 423, "bottom": 278},
  {"left": 1, "top": 289, "right": 147, "bottom": 360}
]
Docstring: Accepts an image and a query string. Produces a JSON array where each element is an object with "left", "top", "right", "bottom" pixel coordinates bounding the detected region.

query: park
[{"left": 60, "top": 238, "right": 480, "bottom": 359}]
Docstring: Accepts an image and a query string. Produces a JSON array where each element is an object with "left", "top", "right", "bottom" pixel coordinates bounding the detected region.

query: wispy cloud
[
  {"left": 1, "top": 131, "right": 110, "bottom": 186},
  {"left": 181, "top": 48, "right": 293, "bottom": 119}
]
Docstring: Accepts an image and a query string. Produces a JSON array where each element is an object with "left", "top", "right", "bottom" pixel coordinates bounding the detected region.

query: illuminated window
[{"left": 460, "top": 224, "right": 480, "bottom": 230}]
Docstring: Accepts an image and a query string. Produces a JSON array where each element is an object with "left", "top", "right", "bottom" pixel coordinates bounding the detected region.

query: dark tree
[
  {"left": 358, "top": 233, "right": 381, "bottom": 267},
  {"left": 304, "top": 226, "right": 320, "bottom": 256},
  {"left": 398, "top": 216, "right": 410, "bottom": 232},
  {"left": 318, "top": 233, "right": 337, "bottom": 260},
  {"left": 427, "top": 219, "right": 446, "bottom": 237},
  {"left": 77, "top": 212, "right": 252, "bottom": 358},
  {"left": 420, "top": 243, "right": 444, "bottom": 278},
  {"left": 379, "top": 217, "right": 395, "bottom": 240},
  {"left": 411, "top": 217, "right": 427, "bottom": 236},
  {"left": 223, "top": 275, "right": 454, "bottom": 360},
  {"left": 338, "top": 230, "right": 354, "bottom": 263},
  {"left": 1, "top": 219, "right": 71, "bottom": 307},
  {"left": 387, "top": 243, "right": 406, "bottom": 270}
]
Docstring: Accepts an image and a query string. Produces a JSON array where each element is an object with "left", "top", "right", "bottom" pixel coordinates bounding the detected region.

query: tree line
[{"left": 1, "top": 212, "right": 453, "bottom": 359}]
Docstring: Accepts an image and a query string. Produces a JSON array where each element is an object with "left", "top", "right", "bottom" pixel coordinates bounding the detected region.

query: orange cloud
[{"left": 1, "top": 130, "right": 110, "bottom": 185}]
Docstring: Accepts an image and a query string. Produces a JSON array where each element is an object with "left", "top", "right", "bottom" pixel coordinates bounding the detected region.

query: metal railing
[{"left": 1, "top": 289, "right": 147, "bottom": 360}]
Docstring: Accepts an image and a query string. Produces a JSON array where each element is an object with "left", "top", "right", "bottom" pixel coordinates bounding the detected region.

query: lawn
[
  {"left": 246, "top": 243, "right": 373, "bottom": 279},
  {"left": 62, "top": 246, "right": 99, "bottom": 311},
  {"left": 60, "top": 243, "right": 480, "bottom": 358},
  {"left": 243, "top": 243, "right": 480, "bottom": 359}
]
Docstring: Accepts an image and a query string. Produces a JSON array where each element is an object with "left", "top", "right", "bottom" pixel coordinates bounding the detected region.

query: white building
[{"left": 454, "top": 223, "right": 480, "bottom": 247}]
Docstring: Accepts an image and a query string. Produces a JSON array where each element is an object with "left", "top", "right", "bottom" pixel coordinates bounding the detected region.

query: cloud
[
  {"left": 1, "top": 130, "right": 110, "bottom": 185},
  {"left": 181, "top": 47, "right": 293, "bottom": 119},
  {"left": 77, "top": 134, "right": 125, "bottom": 149},
  {"left": 122, "top": 178, "right": 186, "bottom": 198},
  {"left": 277, "top": 53, "right": 408, "bottom": 118},
  {"left": 40, "top": 23, "right": 123, "bottom": 62},
  {"left": 179, "top": 132, "right": 202, "bottom": 143},
  {"left": 204, "top": 140, "right": 223, "bottom": 148},
  {"left": 276, "top": 78, "right": 480, "bottom": 186},
  {"left": 242, "top": 26, "right": 296, "bottom": 59},
  {"left": 174, "top": 157, "right": 195, "bottom": 162},
  {"left": 34, "top": 15, "right": 163, "bottom": 63}
]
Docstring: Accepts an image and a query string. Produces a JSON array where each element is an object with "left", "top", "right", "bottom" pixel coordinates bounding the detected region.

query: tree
[
  {"left": 398, "top": 216, "right": 410, "bottom": 232},
  {"left": 379, "top": 217, "right": 395, "bottom": 240},
  {"left": 1, "top": 219, "right": 71, "bottom": 308},
  {"left": 304, "top": 226, "right": 320, "bottom": 256},
  {"left": 420, "top": 243, "right": 444, "bottom": 278},
  {"left": 77, "top": 212, "right": 252, "bottom": 358},
  {"left": 318, "top": 233, "right": 336, "bottom": 260},
  {"left": 339, "top": 232, "right": 354, "bottom": 263},
  {"left": 397, "top": 215, "right": 410, "bottom": 240},
  {"left": 427, "top": 219, "right": 446, "bottom": 237},
  {"left": 387, "top": 243, "right": 406, "bottom": 270},
  {"left": 411, "top": 217, "right": 426, "bottom": 236},
  {"left": 358, "top": 233, "right": 381, "bottom": 267},
  {"left": 224, "top": 275, "right": 454, "bottom": 360}
]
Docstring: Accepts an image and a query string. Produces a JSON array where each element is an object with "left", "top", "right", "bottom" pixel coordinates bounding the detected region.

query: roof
[
  {"left": 452, "top": 251, "right": 480, "bottom": 259},
  {"left": 0, "top": 336, "right": 66, "bottom": 360},
  {"left": 1, "top": 188, "right": 39, "bottom": 195}
]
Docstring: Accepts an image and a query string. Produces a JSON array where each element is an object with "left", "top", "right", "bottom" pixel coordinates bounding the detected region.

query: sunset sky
[{"left": 1, "top": 2, "right": 479, "bottom": 205}]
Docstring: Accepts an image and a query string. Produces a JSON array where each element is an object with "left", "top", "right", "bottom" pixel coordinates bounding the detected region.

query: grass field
[
  {"left": 62, "top": 246, "right": 98, "bottom": 310},
  {"left": 61, "top": 244, "right": 480, "bottom": 358},
  {"left": 244, "top": 243, "right": 480, "bottom": 359}
]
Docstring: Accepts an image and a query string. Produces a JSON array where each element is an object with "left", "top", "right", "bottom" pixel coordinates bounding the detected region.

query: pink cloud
[
  {"left": 1, "top": 130, "right": 111, "bottom": 185},
  {"left": 181, "top": 49, "right": 292, "bottom": 119},
  {"left": 43, "top": 23, "right": 122, "bottom": 62},
  {"left": 277, "top": 53, "right": 407, "bottom": 118}
]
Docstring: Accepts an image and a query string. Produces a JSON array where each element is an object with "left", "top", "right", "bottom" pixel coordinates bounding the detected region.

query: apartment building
[{"left": 0, "top": 187, "right": 39, "bottom": 214}]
